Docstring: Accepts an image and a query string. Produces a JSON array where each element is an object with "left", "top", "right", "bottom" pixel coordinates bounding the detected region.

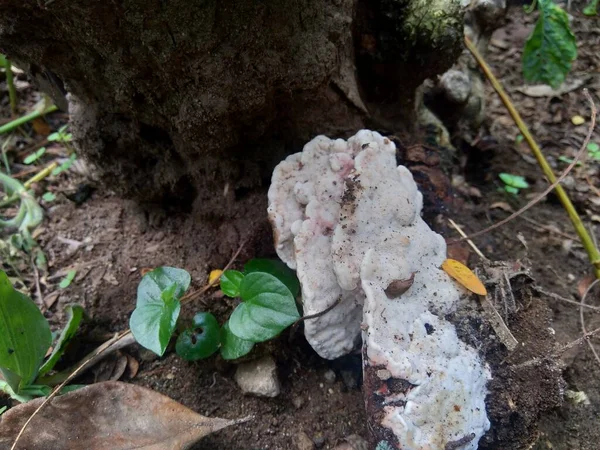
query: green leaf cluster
[
  {"left": 583, "top": 0, "right": 598, "bottom": 16},
  {"left": 522, "top": 0, "right": 577, "bottom": 88},
  {"left": 499, "top": 172, "right": 530, "bottom": 195},
  {"left": 48, "top": 125, "right": 73, "bottom": 143},
  {"left": 51, "top": 153, "right": 77, "bottom": 176},
  {"left": 558, "top": 142, "right": 600, "bottom": 165},
  {"left": 129, "top": 258, "right": 300, "bottom": 362},
  {"left": 23, "top": 147, "right": 46, "bottom": 165},
  {"left": 0, "top": 270, "right": 84, "bottom": 401}
]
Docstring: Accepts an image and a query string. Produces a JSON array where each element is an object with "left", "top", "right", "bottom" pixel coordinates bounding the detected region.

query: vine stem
[{"left": 464, "top": 35, "right": 600, "bottom": 279}]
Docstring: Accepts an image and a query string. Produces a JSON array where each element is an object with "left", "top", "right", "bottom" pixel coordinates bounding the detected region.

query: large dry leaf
[{"left": 0, "top": 381, "right": 245, "bottom": 450}]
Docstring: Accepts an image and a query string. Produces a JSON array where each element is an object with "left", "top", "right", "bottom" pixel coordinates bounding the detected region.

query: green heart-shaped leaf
[
  {"left": 522, "top": 0, "right": 577, "bottom": 88},
  {"left": 220, "top": 321, "right": 254, "bottom": 360},
  {"left": 244, "top": 258, "right": 300, "bottom": 297},
  {"left": 130, "top": 267, "right": 190, "bottom": 356},
  {"left": 220, "top": 270, "right": 244, "bottom": 297},
  {"left": 228, "top": 272, "right": 299, "bottom": 343}
]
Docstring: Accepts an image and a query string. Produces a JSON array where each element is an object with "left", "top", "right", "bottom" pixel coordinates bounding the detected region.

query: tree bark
[{"left": 0, "top": 0, "right": 463, "bottom": 213}]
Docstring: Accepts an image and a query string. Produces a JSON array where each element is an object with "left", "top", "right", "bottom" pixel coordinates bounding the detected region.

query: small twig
[
  {"left": 536, "top": 287, "right": 600, "bottom": 312},
  {"left": 513, "top": 325, "right": 600, "bottom": 370},
  {"left": 447, "top": 90, "right": 597, "bottom": 259},
  {"left": 579, "top": 279, "right": 600, "bottom": 367},
  {"left": 36, "top": 332, "right": 136, "bottom": 386},
  {"left": 464, "top": 35, "right": 600, "bottom": 279},
  {"left": 288, "top": 296, "right": 344, "bottom": 339},
  {"left": 447, "top": 218, "right": 488, "bottom": 260},
  {"left": 180, "top": 237, "right": 247, "bottom": 306},
  {"left": 481, "top": 293, "right": 518, "bottom": 351},
  {"left": 559, "top": 325, "right": 600, "bottom": 357},
  {"left": 518, "top": 214, "right": 578, "bottom": 242},
  {"left": 297, "top": 296, "right": 343, "bottom": 324},
  {"left": 584, "top": 173, "right": 600, "bottom": 199},
  {"left": 30, "top": 255, "right": 43, "bottom": 307},
  {"left": 24, "top": 162, "right": 58, "bottom": 189}
]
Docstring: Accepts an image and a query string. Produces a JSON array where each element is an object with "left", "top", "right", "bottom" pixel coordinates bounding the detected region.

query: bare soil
[{"left": 2, "top": 2, "right": 600, "bottom": 449}]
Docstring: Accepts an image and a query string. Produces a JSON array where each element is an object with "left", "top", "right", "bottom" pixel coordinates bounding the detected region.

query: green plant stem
[
  {"left": 465, "top": 35, "right": 600, "bottom": 279},
  {"left": 0, "top": 162, "right": 55, "bottom": 208},
  {"left": 3, "top": 58, "right": 18, "bottom": 116},
  {"left": 24, "top": 161, "right": 58, "bottom": 188},
  {"left": 0, "top": 104, "right": 58, "bottom": 136}
]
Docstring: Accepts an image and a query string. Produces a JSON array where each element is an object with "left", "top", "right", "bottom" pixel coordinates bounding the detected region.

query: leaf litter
[{"left": 0, "top": 381, "right": 249, "bottom": 450}]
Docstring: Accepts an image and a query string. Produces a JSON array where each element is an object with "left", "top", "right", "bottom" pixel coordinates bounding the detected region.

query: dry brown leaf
[
  {"left": 515, "top": 79, "right": 585, "bottom": 98},
  {"left": 92, "top": 352, "right": 129, "bottom": 382},
  {"left": 446, "top": 243, "right": 471, "bottom": 266},
  {"left": 578, "top": 275, "right": 595, "bottom": 298},
  {"left": 42, "top": 292, "right": 60, "bottom": 309},
  {"left": 32, "top": 118, "right": 51, "bottom": 136},
  {"left": 126, "top": 353, "right": 140, "bottom": 379},
  {"left": 490, "top": 202, "right": 514, "bottom": 213},
  {"left": 0, "top": 381, "right": 246, "bottom": 450},
  {"left": 110, "top": 352, "right": 129, "bottom": 381}
]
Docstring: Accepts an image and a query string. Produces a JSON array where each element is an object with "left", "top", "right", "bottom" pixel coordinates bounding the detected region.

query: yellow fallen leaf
[
  {"left": 209, "top": 269, "right": 223, "bottom": 285},
  {"left": 442, "top": 259, "right": 487, "bottom": 296},
  {"left": 571, "top": 115, "right": 585, "bottom": 126}
]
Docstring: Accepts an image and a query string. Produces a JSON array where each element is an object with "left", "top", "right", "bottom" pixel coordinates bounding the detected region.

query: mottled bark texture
[{"left": 0, "top": 0, "right": 463, "bottom": 213}]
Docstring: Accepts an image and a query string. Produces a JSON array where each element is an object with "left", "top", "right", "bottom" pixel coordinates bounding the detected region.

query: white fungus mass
[{"left": 268, "top": 130, "right": 491, "bottom": 449}]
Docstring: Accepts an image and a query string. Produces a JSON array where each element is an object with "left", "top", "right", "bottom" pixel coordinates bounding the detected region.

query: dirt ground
[{"left": 1, "top": 2, "right": 600, "bottom": 449}]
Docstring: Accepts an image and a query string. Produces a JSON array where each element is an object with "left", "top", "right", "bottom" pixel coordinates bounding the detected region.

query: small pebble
[
  {"left": 235, "top": 355, "right": 280, "bottom": 397},
  {"left": 295, "top": 431, "right": 315, "bottom": 450},
  {"left": 324, "top": 369, "right": 336, "bottom": 383},
  {"left": 292, "top": 395, "right": 305, "bottom": 409},
  {"left": 376, "top": 369, "right": 391, "bottom": 380}
]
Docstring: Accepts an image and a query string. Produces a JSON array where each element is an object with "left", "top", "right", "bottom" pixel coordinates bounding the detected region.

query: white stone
[{"left": 234, "top": 356, "right": 280, "bottom": 398}]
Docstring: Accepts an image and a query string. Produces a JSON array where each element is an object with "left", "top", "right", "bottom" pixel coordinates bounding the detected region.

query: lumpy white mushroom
[{"left": 268, "top": 130, "right": 491, "bottom": 448}]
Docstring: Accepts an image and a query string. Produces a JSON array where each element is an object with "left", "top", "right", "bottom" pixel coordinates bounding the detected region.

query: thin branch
[
  {"left": 30, "top": 255, "right": 43, "bottom": 308},
  {"left": 513, "top": 325, "right": 600, "bottom": 369},
  {"left": 447, "top": 218, "right": 488, "bottom": 261},
  {"left": 536, "top": 287, "right": 600, "bottom": 312},
  {"left": 296, "top": 296, "right": 342, "bottom": 324},
  {"left": 579, "top": 279, "right": 600, "bottom": 367},
  {"left": 288, "top": 296, "right": 344, "bottom": 340}
]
